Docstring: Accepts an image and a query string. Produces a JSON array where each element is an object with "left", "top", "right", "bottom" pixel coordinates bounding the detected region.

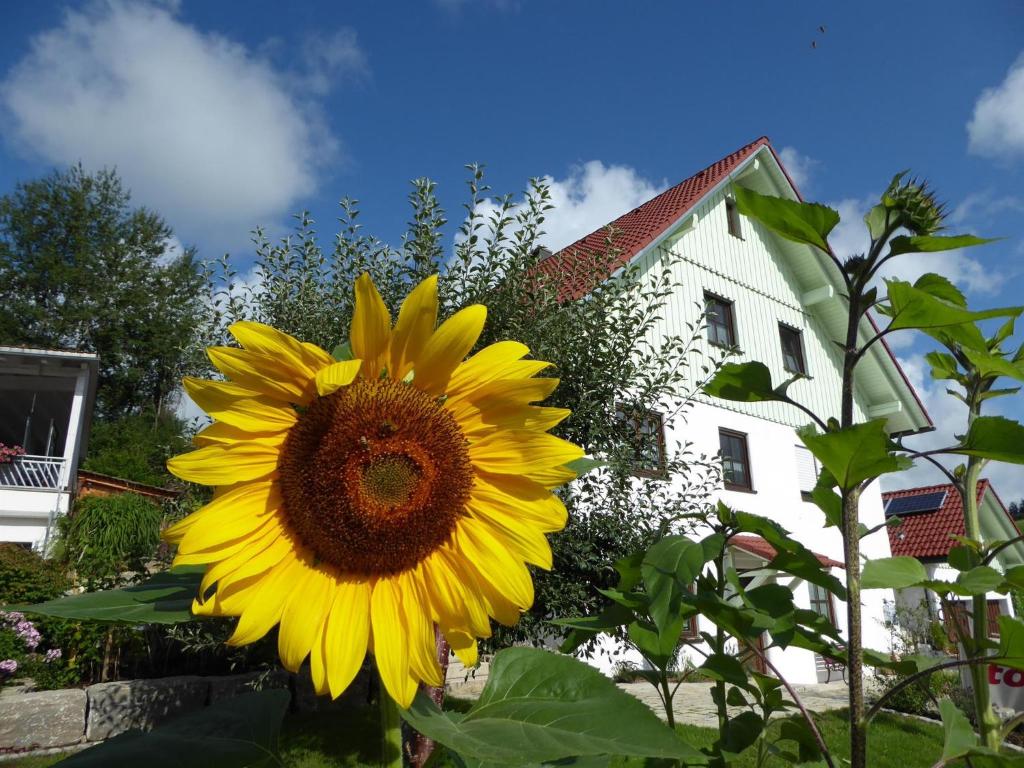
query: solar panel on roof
[{"left": 885, "top": 491, "right": 947, "bottom": 516}]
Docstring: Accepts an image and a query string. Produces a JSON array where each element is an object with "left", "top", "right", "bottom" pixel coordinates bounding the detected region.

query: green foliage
[
  {"left": 58, "top": 494, "right": 164, "bottom": 585},
  {"left": 869, "top": 671, "right": 961, "bottom": 718},
  {"left": 0, "top": 165, "right": 206, "bottom": 417},
  {"left": 0, "top": 544, "right": 67, "bottom": 604},
  {"left": 798, "top": 421, "right": 911, "bottom": 492},
  {"left": 59, "top": 689, "right": 289, "bottom": 768},
  {"left": 703, "top": 362, "right": 789, "bottom": 403},
  {"left": 82, "top": 410, "right": 192, "bottom": 487},
  {"left": 401, "top": 647, "right": 707, "bottom": 765},
  {"left": 732, "top": 186, "right": 839, "bottom": 253},
  {"left": 862, "top": 557, "right": 928, "bottom": 590},
  {"left": 19, "top": 567, "right": 201, "bottom": 624}
]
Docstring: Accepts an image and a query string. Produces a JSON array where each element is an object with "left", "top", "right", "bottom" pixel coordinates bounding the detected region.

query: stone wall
[{"left": 0, "top": 670, "right": 299, "bottom": 758}]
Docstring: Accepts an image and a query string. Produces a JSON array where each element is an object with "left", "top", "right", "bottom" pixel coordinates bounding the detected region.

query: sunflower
[{"left": 165, "top": 274, "right": 582, "bottom": 707}]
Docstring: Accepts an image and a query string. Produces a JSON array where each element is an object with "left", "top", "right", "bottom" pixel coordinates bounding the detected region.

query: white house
[
  {"left": 0, "top": 347, "right": 98, "bottom": 551},
  {"left": 883, "top": 480, "right": 1022, "bottom": 649},
  {"left": 543, "top": 137, "right": 933, "bottom": 684}
]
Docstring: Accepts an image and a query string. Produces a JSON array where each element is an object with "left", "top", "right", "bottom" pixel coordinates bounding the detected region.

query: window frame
[
  {"left": 680, "top": 585, "right": 700, "bottom": 642},
  {"left": 779, "top": 323, "right": 807, "bottom": 375},
  {"left": 704, "top": 291, "right": 737, "bottom": 349},
  {"left": 718, "top": 428, "right": 753, "bottom": 492},
  {"left": 725, "top": 197, "right": 743, "bottom": 239},
  {"left": 808, "top": 581, "right": 837, "bottom": 626},
  {"left": 616, "top": 404, "right": 668, "bottom": 480}
]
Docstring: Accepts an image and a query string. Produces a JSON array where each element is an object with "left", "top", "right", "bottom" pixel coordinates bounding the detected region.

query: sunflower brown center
[{"left": 277, "top": 377, "right": 473, "bottom": 575}]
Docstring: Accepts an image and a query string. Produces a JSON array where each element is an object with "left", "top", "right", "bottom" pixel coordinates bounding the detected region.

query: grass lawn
[{"left": 0, "top": 704, "right": 963, "bottom": 767}]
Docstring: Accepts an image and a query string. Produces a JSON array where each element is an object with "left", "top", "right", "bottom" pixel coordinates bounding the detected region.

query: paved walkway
[{"left": 446, "top": 674, "right": 849, "bottom": 727}]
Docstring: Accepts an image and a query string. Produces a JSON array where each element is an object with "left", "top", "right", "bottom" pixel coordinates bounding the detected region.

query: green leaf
[
  {"left": 332, "top": 341, "right": 353, "bottom": 361},
  {"left": 997, "top": 615, "right": 1024, "bottom": 669},
  {"left": 733, "top": 186, "right": 839, "bottom": 253},
  {"left": 642, "top": 535, "right": 705, "bottom": 633},
  {"left": 961, "top": 347, "right": 1024, "bottom": 383},
  {"left": 864, "top": 204, "right": 888, "bottom": 241},
  {"left": 938, "top": 697, "right": 977, "bottom": 761},
  {"left": 925, "top": 350, "right": 962, "bottom": 382},
  {"left": 59, "top": 690, "right": 289, "bottom": 767},
  {"left": 703, "top": 362, "right": 784, "bottom": 403},
  {"left": 718, "top": 711, "right": 765, "bottom": 757},
  {"left": 699, "top": 654, "right": 748, "bottom": 685},
  {"left": 956, "top": 566, "right": 1005, "bottom": 595},
  {"left": 912, "top": 273, "right": 969, "bottom": 307},
  {"left": 889, "top": 234, "right": 997, "bottom": 258},
  {"left": 400, "top": 648, "right": 707, "bottom": 765},
  {"left": 16, "top": 567, "right": 201, "bottom": 624},
  {"left": 564, "top": 457, "right": 606, "bottom": 477},
  {"left": 627, "top": 618, "right": 684, "bottom": 670},
  {"left": 952, "top": 416, "right": 1024, "bottom": 465},
  {"left": 947, "top": 545, "right": 975, "bottom": 572},
  {"left": 798, "top": 421, "right": 910, "bottom": 492},
  {"left": 861, "top": 557, "right": 927, "bottom": 589},
  {"left": 882, "top": 279, "right": 1021, "bottom": 332},
  {"left": 778, "top": 719, "right": 824, "bottom": 763}
]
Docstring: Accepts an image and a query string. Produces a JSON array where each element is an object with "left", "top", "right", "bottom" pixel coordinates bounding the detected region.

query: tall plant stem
[{"left": 378, "top": 681, "right": 404, "bottom": 768}]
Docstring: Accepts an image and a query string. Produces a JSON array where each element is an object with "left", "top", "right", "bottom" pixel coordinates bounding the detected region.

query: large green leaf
[
  {"left": 861, "top": 556, "right": 927, "bottom": 590},
  {"left": 997, "top": 615, "right": 1024, "bottom": 670},
  {"left": 882, "top": 279, "right": 1021, "bottom": 332},
  {"left": 798, "top": 421, "right": 910, "bottom": 492},
  {"left": 565, "top": 457, "right": 607, "bottom": 477},
  {"left": 733, "top": 186, "right": 839, "bottom": 253},
  {"left": 703, "top": 362, "right": 784, "bottom": 403},
  {"left": 938, "top": 697, "right": 979, "bottom": 762},
  {"left": 952, "top": 416, "right": 1024, "bottom": 465},
  {"left": 400, "top": 648, "right": 707, "bottom": 765},
  {"left": 961, "top": 347, "right": 1024, "bottom": 383},
  {"left": 888, "top": 234, "right": 997, "bottom": 258},
  {"left": 642, "top": 535, "right": 705, "bottom": 632},
  {"left": 16, "top": 568, "right": 202, "bottom": 624},
  {"left": 59, "top": 690, "right": 289, "bottom": 767}
]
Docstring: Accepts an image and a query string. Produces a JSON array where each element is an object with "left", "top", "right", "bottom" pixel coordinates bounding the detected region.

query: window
[
  {"left": 779, "top": 324, "right": 806, "bottom": 374},
  {"left": 795, "top": 445, "right": 820, "bottom": 501},
  {"left": 680, "top": 584, "right": 700, "bottom": 641},
  {"left": 725, "top": 197, "right": 742, "bottom": 238},
  {"left": 808, "top": 582, "right": 837, "bottom": 626},
  {"left": 617, "top": 406, "right": 667, "bottom": 478},
  {"left": 719, "top": 428, "right": 752, "bottom": 491},
  {"left": 704, "top": 292, "right": 736, "bottom": 348}
]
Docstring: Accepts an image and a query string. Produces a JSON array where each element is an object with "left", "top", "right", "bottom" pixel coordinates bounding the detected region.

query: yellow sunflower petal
[
  {"left": 404, "top": 570, "right": 443, "bottom": 687},
  {"left": 229, "top": 322, "right": 330, "bottom": 378},
  {"left": 446, "top": 340, "right": 529, "bottom": 396},
  {"left": 470, "top": 473, "right": 568, "bottom": 533},
  {"left": 198, "top": 522, "right": 287, "bottom": 598},
  {"left": 183, "top": 377, "right": 297, "bottom": 432},
  {"left": 456, "top": 517, "right": 534, "bottom": 610},
  {"left": 446, "top": 630, "right": 478, "bottom": 668},
  {"left": 213, "top": 533, "right": 296, "bottom": 596},
  {"left": 390, "top": 275, "right": 438, "bottom": 380},
  {"left": 413, "top": 304, "right": 487, "bottom": 396},
  {"left": 447, "top": 360, "right": 552, "bottom": 405},
  {"left": 351, "top": 273, "right": 392, "bottom": 379},
  {"left": 208, "top": 346, "right": 314, "bottom": 404},
  {"left": 167, "top": 443, "right": 279, "bottom": 486},
  {"left": 445, "top": 378, "right": 560, "bottom": 424},
  {"left": 229, "top": 557, "right": 305, "bottom": 645},
  {"left": 466, "top": 500, "right": 553, "bottom": 569},
  {"left": 164, "top": 480, "right": 279, "bottom": 543},
  {"left": 522, "top": 465, "right": 578, "bottom": 489},
  {"left": 371, "top": 576, "right": 418, "bottom": 707},
  {"left": 459, "top": 405, "right": 571, "bottom": 438},
  {"left": 176, "top": 516, "right": 281, "bottom": 561},
  {"left": 468, "top": 430, "right": 583, "bottom": 475},
  {"left": 279, "top": 567, "right": 335, "bottom": 672},
  {"left": 314, "top": 359, "right": 363, "bottom": 397},
  {"left": 325, "top": 579, "right": 372, "bottom": 699},
  {"left": 310, "top": 620, "right": 330, "bottom": 696},
  {"left": 422, "top": 551, "right": 490, "bottom": 638},
  {"left": 192, "top": 422, "right": 288, "bottom": 449}
]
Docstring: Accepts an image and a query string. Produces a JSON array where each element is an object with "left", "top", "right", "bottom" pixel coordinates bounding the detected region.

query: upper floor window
[
  {"left": 719, "top": 428, "right": 752, "bottom": 491},
  {"left": 808, "top": 581, "right": 837, "bottom": 626},
  {"left": 795, "top": 445, "right": 820, "bottom": 501},
  {"left": 725, "top": 197, "right": 743, "bottom": 239},
  {"left": 704, "top": 292, "right": 736, "bottom": 348},
  {"left": 617, "top": 406, "right": 667, "bottom": 478},
  {"left": 779, "top": 324, "right": 806, "bottom": 374}
]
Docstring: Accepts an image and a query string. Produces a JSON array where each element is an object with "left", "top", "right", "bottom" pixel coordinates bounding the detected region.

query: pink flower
[
  {"left": 44, "top": 649, "right": 62, "bottom": 663},
  {"left": 0, "top": 659, "right": 17, "bottom": 677}
]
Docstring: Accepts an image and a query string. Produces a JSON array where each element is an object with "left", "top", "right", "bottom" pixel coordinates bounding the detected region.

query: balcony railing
[{"left": 0, "top": 455, "right": 67, "bottom": 490}]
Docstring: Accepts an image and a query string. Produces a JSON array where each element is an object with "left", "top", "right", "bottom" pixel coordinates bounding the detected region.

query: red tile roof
[
  {"left": 883, "top": 480, "right": 1016, "bottom": 559},
  {"left": 730, "top": 534, "right": 845, "bottom": 570},
  {"left": 538, "top": 136, "right": 774, "bottom": 301}
]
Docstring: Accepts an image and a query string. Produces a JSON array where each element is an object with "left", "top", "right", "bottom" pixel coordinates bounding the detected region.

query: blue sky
[{"left": 2, "top": 1, "right": 1023, "bottom": 498}]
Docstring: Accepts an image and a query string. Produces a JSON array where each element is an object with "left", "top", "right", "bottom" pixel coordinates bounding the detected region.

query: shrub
[
  {"left": 870, "top": 669, "right": 962, "bottom": 717},
  {"left": 0, "top": 544, "right": 67, "bottom": 604},
  {"left": 58, "top": 493, "right": 164, "bottom": 586}
]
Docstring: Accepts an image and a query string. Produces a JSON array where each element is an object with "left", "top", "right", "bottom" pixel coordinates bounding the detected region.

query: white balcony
[{"left": 0, "top": 455, "right": 69, "bottom": 491}]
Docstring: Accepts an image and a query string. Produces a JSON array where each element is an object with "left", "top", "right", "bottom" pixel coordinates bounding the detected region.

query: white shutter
[{"left": 795, "top": 445, "right": 818, "bottom": 494}]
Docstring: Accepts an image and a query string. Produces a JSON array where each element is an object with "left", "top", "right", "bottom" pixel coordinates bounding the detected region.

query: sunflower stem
[{"left": 378, "top": 682, "right": 404, "bottom": 768}]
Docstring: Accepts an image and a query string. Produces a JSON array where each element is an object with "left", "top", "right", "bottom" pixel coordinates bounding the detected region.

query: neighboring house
[
  {"left": 884, "top": 480, "right": 1023, "bottom": 647},
  {"left": 0, "top": 347, "right": 99, "bottom": 551},
  {"left": 544, "top": 137, "right": 933, "bottom": 683}
]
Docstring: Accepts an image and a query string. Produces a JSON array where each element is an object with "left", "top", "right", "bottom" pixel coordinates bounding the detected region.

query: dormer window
[{"left": 725, "top": 197, "right": 742, "bottom": 239}]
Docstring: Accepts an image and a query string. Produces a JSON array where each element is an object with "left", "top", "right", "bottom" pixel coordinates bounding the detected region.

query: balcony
[{"left": 0, "top": 455, "right": 68, "bottom": 491}]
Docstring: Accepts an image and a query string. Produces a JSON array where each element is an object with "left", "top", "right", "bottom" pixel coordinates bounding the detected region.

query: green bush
[
  {"left": 870, "top": 669, "right": 961, "bottom": 717},
  {"left": 58, "top": 493, "right": 164, "bottom": 586},
  {"left": 81, "top": 410, "right": 191, "bottom": 487},
  {"left": 0, "top": 544, "right": 67, "bottom": 604}
]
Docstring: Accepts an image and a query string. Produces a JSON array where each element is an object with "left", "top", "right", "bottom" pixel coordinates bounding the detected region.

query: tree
[{"left": 0, "top": 165, "right": 206, "bottom": 417}]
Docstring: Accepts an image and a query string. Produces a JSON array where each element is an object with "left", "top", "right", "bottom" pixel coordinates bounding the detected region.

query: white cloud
[
  {"left": 778, "top": 146, "right": 817, "bottom": 192},
  {"left": 827, "top": 197, "right": 1002, "bottom": 295},
  {"left": 0, "top": 1, "right": 361, "bottom": 252},
  {"left": 299, "top": 28, "right": 368, "bottom": 95},
  {"left": 968, "top": 53, "right": 1024, "bottom": 162},
  {"left": 879, "top": 354, "right": 1024, "bottom": 504}
]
